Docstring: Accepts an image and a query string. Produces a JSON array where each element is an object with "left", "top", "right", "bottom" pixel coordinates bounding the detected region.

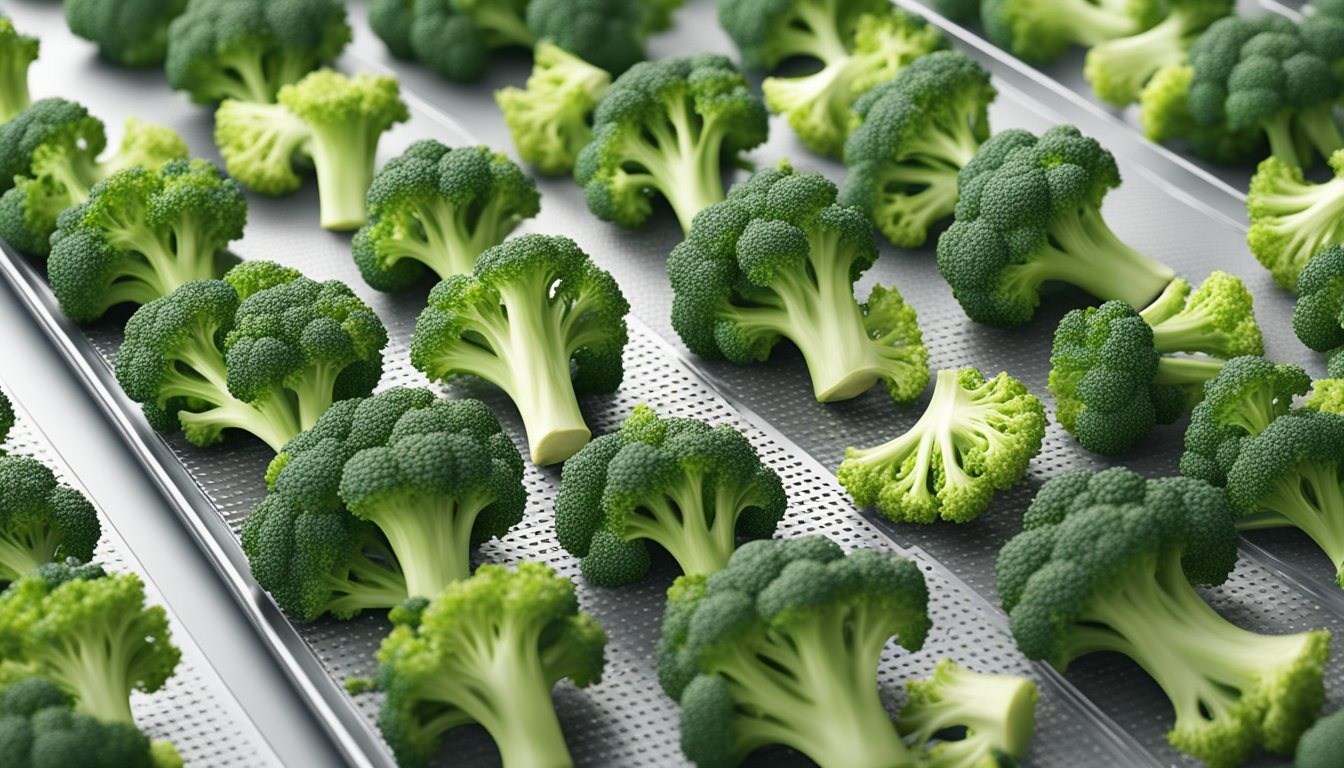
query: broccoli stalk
[
  {"left": 897, "top": 660, "right": 1038, "bottom": 767},
  {"left": 982, "top": 0, "right": 1152, "bottom": 63},
  {"left": 0, "top": 457, "right": 101, "bottom": 583},
  {"left": 1083, "top": 0, "right": 1231, "bottom": 106},
  {"left": 496, "top": 43, "right": 612, "bottom": 176},
  {"left": 0, "top": 17, "right": 37, "bottom": 123},
  {"left": 1248, "top": 152, "right": 1344, "bottom": 290}
]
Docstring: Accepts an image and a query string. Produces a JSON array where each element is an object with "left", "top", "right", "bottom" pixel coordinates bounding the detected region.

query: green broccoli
[
  {"left": 840, "top": 50, "right": 996, "bottom": 247},
  {"left": 64, "top": 0, "right": 186, "bottom": 68},
  {"left": 553, "top": 404, "right": 785, "bottom": 587},
  {"left": 47, "top": 159, "right": 245, "bottom": 323},
  {"left": 0, "top": 15, "right": 38, "bottom": 124},
  {"left": 717, "top": 0, "right": 888, "bottom": 71},
  {"left": 215, "top": 69, "right": 408, "bottom": 230},
  {"left": 410, "top": 234, "right": 628, "bottom": 465},
  {"left": 0, "top": 101, "right": 187, "bottom": 256},
  {"left": 1294, "top": 246, "right": 1344, "bottom": 375},
  {"left": 1305, "top": 377, "right": 1344, "bottom": 414},
  {"left": 930, "top": 0, "right": 982, "bottom": 23},
  {"left": 575, "top": 54, "right": 769, "bottom": 233},
  {"left": 657, "top": 536, "right": 931, "bottom": 768},
  {"left": 0, "top": 388, "right": 13, "bottom": 446},
  {"left": 1083, "top": 0, "right": 1232, "bottom": 106},
  {"left": 495, "top": 43, "right": 613, "bottom": 176},
  {"left": 646, "top": 0, "right": 685, "bottom": 31},
  {"left": 982, "top": 0, "right": 1158, "bottom": 64},
  {"left": 0, "top": 677, "right": 181, "bottom": 768},
  {"left": 838, "top": 368, "right": 1045, "bottom": 525},
  {"left": 1297, "top": 707, "right": 1344, "bottom": 768},
  {"left": 997, "top": 467, "right": 1330, "bottom": 766},
  {"left": 368, "top": 0, "right": 416, "bottom": 60},
  {"left": 243, "top": 388, "right": 526, "bottom": 620},
  {"left": 0, "top": 456, "right": 100, "bottom": 584},
  {"left": 407, "top": 0, "right": 534, "bottom": 81},
  {"left": 936, "top": 125, "right": 1177, "bottom": 327},
  {"left": 165, "top": 0, "right": 351, "bottom": 104},
  {"left": 668, "top": 163, "right": 929, "bottom": 403},
  {"left": 527, "top": 0, "right": 656, "bottom": 75},
  {"left": 1138, "top": 62, "right": 1266, "bottom": 165},
  {"left": 0, "top": 561, "right": 180, "bottom": 727},
  {"left": 897, "top": 659, "right": 1038, "bottom": 768},
  {"left": 352, "top": 140, "right": 540, "bottom": 292},
  {"left": 348, "top": 562, "right": 606, "bottom": 768},
  {"left": 1248, "top": 153, "right": 1344, "bottom": 290}
]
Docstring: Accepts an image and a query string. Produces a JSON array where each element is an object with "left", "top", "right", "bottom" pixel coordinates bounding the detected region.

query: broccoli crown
[
  {"left": 0, "top": 99, "right": 102, "bottom": 194},
  {"left": 211, "top": 99, "right": 313, "bottom": 198},
  {"left": 647, "top": 0, "right": 685, "bottom": 32},
  {"left": 409, "top": 0, "right": 534, "bottom": 82},
  {"left": 1082, "top": 0, "right": 1233, "bottom": 106},
  {"left": 982, "top": 0, "right": 1158, "bottom": 63},
  {"left": 361, "top": 561, "right": 605, "bottom": 768},
  {"left": 495, "top": 42, "right": 613, "bottom": 177},
  {"left": 668, "top": 163, "right": 929, "bottom": 403},
  {"left": 1180, "top": 356, "right": 1310, "bottom": 487},
  {"left": 0, "top": 15, "right": 38, "bottom": 125},
  {"left": 838, "top": 368, "right": 1045, "bottom": 525},
  {"left": 410, "top": 234, "right": 628, "bottom": 465},
  {"left": 368, "top": 0, "right": 417, "bottom": 59},
  {"left": 526, "top": 0, "right": 650, "bottom": 75},
  {"left": 0, "top": 677, "right": 168, "bottom": 768},
  {"left": 656, "top": 536, "right": 930, "bottom": 768},
  {"left": 575, "top": 54, "right": 769, "bottom": 233},
  {"left": 64, "top": 0, "right": 186, "bottom": 68},
  {"left": 997, "top": 467, "right": 1329, "bottom": 765},
  {"left": 1138, "top": 62, "right": 1267, "bottom": 165},
  {"left": 936, "top": 125, "right": 1176, "bottom": 327},
  {"left": 1297, "top": 707, "right": 1344, "bottom": 768},
  {"left": 1251, "top": 153, "right": 1344, "bottom": 291},
  {"left": 553, "top": 404, "right": 786, "bottom": 587},
  {"left": 716, "top": 0, "right": 890, "bottom": 70},
  {"left": 0, "top": 388, "right": 12, "bottom": 446},
  {"left": 48, "top": 159, "right": 246, "bottom": 323},
  {"left": 165, "top": 0, "right": 351, "bottom": 104},
  {"left": 897, "top": 659, "right": 1039, "bottom": 767},
  {"left": 0, "top": 456, "right": 101, "bottom": 584},
  {"left": 1295, "top": 244, "right": 1344, "bottom": 352},
  {"left": 841, "top": 50, "right": 995, "bottom": 247},
  {"left": 0, "top": 561, "right": 180, "bottom": 726},
  {"left": 353, "top": 140, "right": 540, "bottom": 292}
]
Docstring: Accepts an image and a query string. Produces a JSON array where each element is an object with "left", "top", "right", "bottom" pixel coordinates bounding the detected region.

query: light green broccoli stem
[
  {"left": 0, "top": 41, "right": 34, "bottom": 123},
  {"left": 113, "top": 212, "right": 228, "bottom": 294},
  {"left": 897, "top": 662, "right": 1037, "bottom": 762},
  {"left": 322, "top": 538, "right": 410, "bottom": 618},
  {"left": 201, "top": 48, "right": 280, "bottom": 104},
  {"left": 1148, "top": 307, "right": 1243, "bottom": 359},
  {"left": 620, "top": 100, "right": 733, "bottom": 233},
  {"left": 32, "top": 145, "right": 103, "bottom": 208},
  {"left": 1252, "top": 173, "right": 1344, "bottom": 259},
  {"left": 772, "top": 0, "right": 853, "bottom": 65},
  {"left": 621, "top": 472, "right": 755, "bottom": 576},
  {"left": 1262, "top": 105, "right": 1344, "bottom": 171},
  {"left": 356, "top": 492, "right": 493, "bottom": 599},
  {"left": 379, "top": 197, "right": 502, "bottom": 280},
  {"left": 1048, "top": 0, "right": 1146, "bottom": 46},
  {"left": 1238, "top": 462, "right": 1344, "bottom": 587},
  {"left": 39, "top": 623, "right": 144, "bottom": 724},
  {"left": 473, "top": 3, "right": 536, "bottom": 49},
  {"left": 307, "top": 121, "right": 383, "bottom": 230},
  {"left": 286, "top": 364, "right": 343, "bottom": 433},
  {"left": 1152, "top": 356, "right": 1225, "bottom": 387},
  {"left": 1084, "top": 12, "right": 1192, "bottom": 105},
  {"left": 0, "top": 524, "right": 62, "bottom": 581}
]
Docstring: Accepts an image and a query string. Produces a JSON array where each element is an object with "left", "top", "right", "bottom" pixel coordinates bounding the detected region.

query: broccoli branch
[
  {"left": 622, "top": 471, "right": 751, "bottom": 577},
  {"left": 355, "top": 491, "right": 495, "bottom": 599},
  {"left": 1238, "top": 462, "right": 1344, "bottom": 586},
  {"left": 620, "top": 101, "right": 731, "bottom": 233}
]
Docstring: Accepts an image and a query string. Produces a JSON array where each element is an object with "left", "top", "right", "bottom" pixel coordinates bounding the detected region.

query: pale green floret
[
  {"left": 213, "top": 100, "right": 313, "bottom": 196},
  {"left": 1248, "top": 151, "right": 1344, "bottom": 290},
  {"left": 495, "top": 43, "right": 612, "bottom": 176}
]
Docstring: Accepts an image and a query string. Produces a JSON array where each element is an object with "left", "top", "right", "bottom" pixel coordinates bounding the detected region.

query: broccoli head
[
  {"left": 716, "top": 0, "right": 889, "bottom": 71},
  {"left": 982, "top": 0, "right": 1158, "bottom": 63},
  {"left": 669, "top": 163, "right": 929, "bottom": 402},
  {"left": 527, "top": 0, "right": 653, "bottom": 75},
  {"left": 1138, "top": 62, "right": 1266, "bottom": 165},
  {"left": 840, "top": 50, "right": 996, "bottom": 247},
  {"left": 0, "top": 677, "right": 179, "bottom": 768},
  {"left": 936, "top": 125, "right": 1177, "bottom": 327},
  {"left": 1249, "top": 152, "right": 1344, "bottom": 290},
  {"left": 368, "top": 0, "right": 416, "bottom": 59},
  {"left": 408, "top": 0, "right": 534, "bottom": 82},
  {"left": 1294, "top": 245, "right": 1344, "bottom": 360},
  {"left": 495, "top": 43, "right": 613, "bottom": 176},
  {"left": 997, "top": 467, "right": 1330, "bottom": 766},
  {"left": 897, "top": 659, "right": 1039, "bottom": 768},
  {"left": 64, "top": 0, "right": 186, "bottom": 68},
  {"left": 352, "top": 140, "right": 540, "bottom": 292},
  {"left": 575, "top": 54, "right": 769, "bottom": 233},
  {"left": 410, "top": 234, "right": 629, "bottom": 465},
  {"left": 1297, "top": 707, "right": 1344, "bottom": 768},
  {"left": 553, "top": 404, "right": 785, "bottom": 587},
  {"left": 657, "top": 536, "right": 931, "bottom": 768},
  {"left": 0, "top": 456, "right": 100, "bottom": 584},
  {"left": 838, "top": 368, "right": 1045, "bottom": 525},
  {"left": 0, "top": 15, "right": 37, "bottom": 124},
  {"left": 1083, "top": 0, "right": 1232, "bottom": 106}
]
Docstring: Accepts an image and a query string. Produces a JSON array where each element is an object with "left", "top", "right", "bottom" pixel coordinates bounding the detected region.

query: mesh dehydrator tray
[{"left": 3, "top": 0, "right": 1343, "bottom": 766}]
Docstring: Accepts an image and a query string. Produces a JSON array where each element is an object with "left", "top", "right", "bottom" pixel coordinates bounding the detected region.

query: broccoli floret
[
  {"left": 0, "top": 677, "right": 177, "bottom": 768},
  {"left": 0, "top": 16, "right": 37, "bottom": 124},
  {"left": 838, "top": 368, "right": 1045, "bottom": 525},
  {"left": 0, "top": 101, "right": 187, "bottom": 256},
  {"left": 368, "top": 0, "right": 416, "bottom": 59},
  {"left": 1249, "top": 153, "right": 1344, "bottom": 290},
  {"left": 1304, "top": 377, "right": 1344, "bottom": 414},
  {"left": 1083, "top": 0, "right": 1232, "bottom": 105},
  {"left": 527, "top": 0, "right": 652, "bottom": 75},
  {"left": 1297, "top": 707, "right": 1344, "bottom": 768},
  {"left": 669, "top": 163, "right": 929, "bottom": 402},
  {"left": 165, "top": 0, "right": 351, "bottom": 104},
  {"left": 657, "top": 536, "right": 931, "bottom": 768},
  {"left": 982, "top": 0, "right": 1158, "bottom": 63},
  {"left": 352, "top": 140, "right": 540, "bottom": 292},
  {"left": 1180, "top": 356, "right": 1310, "bottom": 487},
  {"left": 897, "top": 659, "right": 1038, "bottom": 768},
  {"left": 575, "top": 54, "right": 769, "bottom": 233},
  {"left": 553, "top": 404, "right": 785, "bottom": 587},
  {"left": 496, "top": 43, "right": 613, "bottom": 176},
  {"left": 1138, "top": 62, "right": 1267, "bottom": 165},
  {"left": 349, "top": 562, "right": 606, "bottom": 768},
  {"left": 840, "top": 50, "right": 996, "bottom": 247},
  {"left": 997, "top": 467, "right": 1330, "bottom": 766},
  {"left": 0, "top": 457, "right": 100, "bottom": 584},
  {"left": 410, "top": 234, "right": 628, "bottom": 465},
  {"left": 243, "top": 388, "right": 526, "bottom": 620},
  {"left": 47, "top": 159, "right": 245, "bottom": 323},
  {"left": 936, "top": 125, "right": 1176, "bottom": 327},
  {"left": 646, "top": 0, "right": 685, "bottom": 31},
  {"left": 1295, "top": 245, "right": 1344, "bottom": 357},
  {"left": 0, "top": 561, "right": 180, "bottom": 727},
  {"left": 409, "top": 0, "right": 534, "bottom": 81},
  {"left": 717, "top": 0, "right": 889, "bottom": 71},
  {"left": 0, "top": 389, "right": 12, "bottom": 446},
  {"left": 64, "top": 0, "right": 186, "bottom": 68}
]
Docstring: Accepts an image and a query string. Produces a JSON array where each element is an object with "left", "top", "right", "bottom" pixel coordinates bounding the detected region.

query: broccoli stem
[
  {"left": 473, "top": 3, "right": 536, "bottom": 49},
  {"left": 1149, "top": 309, "right": 1235, "bottom": 358},
  {"left": 0, "top": 47, "right": 31, "bottom": 122},
  {"left": 621, "top": 100, "right": 729, "bottom": 233},
  {"left": 1238, "top": 461, "right": 1344, "bottom": 586},
  {"left": 0, "top": 524, "right": 61, "bottom": 581},
  {"left": 35, "top": 149, "right": 102, "bottom": 207},
  {"left": 1051, "top": 0, "right": 1146, "bottom": 46},
  {"left": 209, "top": 49, "right": 277, "bottom": 104},
  {"left": 1084, "top": 12, "right": 1191, "bottom": 105},
  {"left": 1152, "top": 356, "right": 1225, "bottom": 386},
  {"left": 621, "top": 471, "right": 742, "bottom": 576},
  {"left": 897, "top": 666, "right": 1037, "bottom": 756},
  {"left": 322, "top": 539, "right": 410, "bottom": 618},
  {"left": 40, "top": 624, "right": 139, "bottom": 724},
  {"left": 358, "top": 493, "right": 491, "bottom": 599},
  {"left": 774, "top": 0, "right": 854, "bottom": 66},
  {"left": 155, "top": 337, "right": 301, "bottom": 451},
  {"left": 307, "top": 122, "right": 382, "bottom": 230},
  {"left": 1018, "top": 206, "right": 1175, "bottom": 309},
  {"left": 1255, "top": 174, "right": 1344, "bottom": 262}
]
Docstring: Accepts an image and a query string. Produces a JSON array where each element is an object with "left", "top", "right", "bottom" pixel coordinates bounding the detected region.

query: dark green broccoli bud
[
  {"left": 657, "top": 536, "right": 931, "bottom": 768},
  {"left": 1295, "top": 245, "right": 1344, "bottom": 359},
  {"left": 646, "top": 0, "right": 685, "bottom": 31},
  {"left": 717, "top": 0, "right": 889, "bottom": 71},
  {"left": 0, "top": 677, "right": 177, "bottom": 768},
  {"left": 997, "top": 467, "right": 1329, "bottom": 766},
  {"left": 982, "top": 0, "right": 1159, "bottom": 63},
  {"left": 0, "top": 15, "right": 38, "bottom": 124},
  {"left": 496, "top": 43, "right": 613, "bottom": 176},
  {"left": 897, "top": 659, "right": 1038, "bottom": 768},
  {"left": 351, "top": 562, "right": 605, "bottom": 768},
  {"left": 669, "top": 163, "right": 929, "bottom": 403},
  {"left": 553, "top": 404, "right": 785, "bottom": 587},
  {"left": 527, "top": 0, "right": 651, "bottom": 75},
  {"left": 409, "top": 0, "right": 534, "bottom": 82},
  {"left": 936, "top": 125, "right": 1177, "bottom": 327},
  {"left": 0, "top": 388, "right": 12, "bottom": 446},
  {"left": 575, "top": 54, "right": 769, "bottom": 233},
  {"left": 929, "top": 0, "right": 982, "bottom": 23},
  {"left": 838, "top": 368, "right": 1045, "bottom": 524},
  {"left": 165, "top": 0, "right": 351, "bottom": 104},
  {"left": 1083, "top": 0, "right": 1232, "bottom": 106},
  {"left": 0, "top": 561, "right": 180, "bottom": 726},
  {"left": 47, "top": 159, "right": 245, "bottom": 323},
  {"left": 368, "top": 0, "right": 416, "bottom": 59},
  {"left": 64, "top": 0, "right": 186, "bottom": 68},
  {"left": 352, "top": 140, "right": 540, "bottom": 292},
  {"left": 1138, "top": 62, "right": 1267, "bottom": 165},
  {"left": 1297, "top": 707, "right": 1344, "bottom": 768},
  {"left": 1250, "top": 153, "right": 1344, "bottom": 290},
  {"left": 1180, "top": 356, "right": 1310, "bottom": 487},
  {"left": 0, "top": 456, "right": 101, "bottom": 584},
  {"left": 411, "top": 234, "right": 629, "bottom": 465},
  {"left": 840, "top": 50, "right": 996, "bottom": 247}
]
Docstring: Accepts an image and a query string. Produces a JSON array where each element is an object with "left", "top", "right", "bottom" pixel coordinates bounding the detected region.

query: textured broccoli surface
[
  {"left": 0, "top": 388, "right": 12, "bottom": 447},
  {"left": 717, "top": 0, "right": 888, "bottom": 70},
  {"left": 368, "top": 0, "right": 416, "bottom": 59},
  {"left": 527, "top": 0, "right": 656, "bottom": 75},
  {"left": 897, "top": 659, "right": 1038, "bottom": 768},
  {"left": 64, "top": 0, "right": 186, "bottom": 68},
  {"left": 997, "top": 467, "right": 1330, "bottom": 766},
  {"left": 657, "top": 536, "right": 930, "bottom": 768},
  {"left": 1083, "top": 0, "right": 1232, "bottom": 106},
  {"left": 983, "top": 0, "right": 1156, "bottom": 63},
  {"left": 406, "top": 0, "right": 534, "bottom": 82},
  {"left": 0, "top": 677, "right": 180, "bottom": 768},
  {"left": 496, "top": 43, "right": 613, "bottom": 176},
  {"left": 1138, "top": 62, "right": 1266, "bottom": 165},
  {"left": 410, "top": 234, "right": 628, "bottom": 465},
  {"left": 838, "top": 368, "right": 1045, "bottom": 524},
  {"left": 0, "top": 456, "right": 100, "bottom": 584},
  {"left": 1297, "top": 707, "right": 1344, "bottom": 768},
  {"left": 575, "top": 54, "right": 768, "bottom": 233},
  {"left": 1294, "top": 246, "right": 1344, "bottom": 362},
  {"left": 353, "top": 140, "right": 539, "bottom": 292},
  {"left": 936, "top": 125, "right": 1176, "bottom": 327},
  {"left": 553, "top": 404, "right": 785, "bottom": 587},
  {"left": 1250, "top": 153, "right": 1344, "bottom": 290},
  {"left": 0, "top": 15, "right": 37, "bottom": 124},
  {"left": 669, "top": 163, "right": 928, "bottom": 402}
]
